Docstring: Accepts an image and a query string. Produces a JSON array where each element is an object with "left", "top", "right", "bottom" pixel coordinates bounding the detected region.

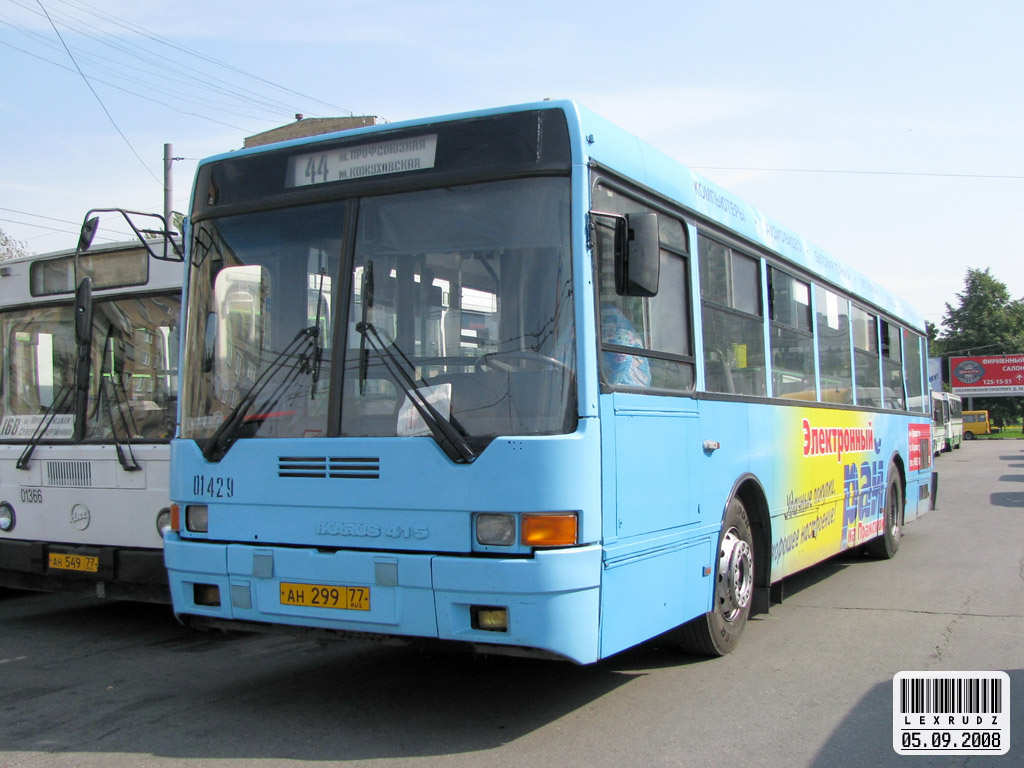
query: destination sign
[
  {"left": 286, "top": 134, "right": 438, "bottom": 188},
  {"left": 0, "top": 414, "right": 75, "bottom": 439}
]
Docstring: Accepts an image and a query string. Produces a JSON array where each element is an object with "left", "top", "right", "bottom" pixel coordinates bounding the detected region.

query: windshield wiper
[
  {"left": 94, "top": 327, "right": 141, "bottom": 471},
  {"left": 358, "top": 261, "right": 374, "bottom": 395},
  {"left": 18, "top": 277, "right": 93, "bottom": 469},
  {"left": 16, "top": 384, "right": 75, "bottom": 470},
  {"left": 310, "top": 269, "right": 327, "bottom": 400},
  {"left": 355, "top": 321, "right": 476, "bottom": 464},
  {"left": 202, "top": 325, "right": 319, "bottom": 462}
]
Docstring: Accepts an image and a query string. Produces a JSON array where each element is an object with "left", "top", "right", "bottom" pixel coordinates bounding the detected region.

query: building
[{"left": 243, "top": 115, "right": 378, "bottom": 148}]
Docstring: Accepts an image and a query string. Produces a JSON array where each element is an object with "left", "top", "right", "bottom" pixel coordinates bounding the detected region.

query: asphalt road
[{"left": 3, "top": 439, "right": 1023, "bottom": 767}]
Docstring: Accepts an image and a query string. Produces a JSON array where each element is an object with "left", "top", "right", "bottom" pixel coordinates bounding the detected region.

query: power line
[
  {"left": 4, "top": 0, "right": 356, "bottom": 121},
  {"left": 61, "top": 0, "right": 354, "bottom": 116},
  {"left": 35, "top": 0, "right": 162, "bottom": 186},
  {"left": 692, "top": 166, "right": 1024, "bottom": 181},
  {"left": 0, "top": 37, "right": 259, "bottom": 131},
  {"left": 0, "top": 206, "right": 80, "bottom": 226},
  {"left": 0, "top": 215, "right": 129, "bottom": 242}
]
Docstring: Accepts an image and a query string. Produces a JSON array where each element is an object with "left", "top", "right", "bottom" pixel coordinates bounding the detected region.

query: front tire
[
  {"left": 865, "top": 464, "right": 902, "bottom": 559},
  {"left": 672, "top": 496, "right": 754, "bottom": 656}
]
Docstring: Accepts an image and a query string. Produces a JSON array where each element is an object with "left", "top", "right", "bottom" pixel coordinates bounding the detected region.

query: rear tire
[
  {"left": 672, "top": 496, "right": 754, "bottom": 656},
  {"left": 865, "top": 465, "right": 902, "bottom": 559}
]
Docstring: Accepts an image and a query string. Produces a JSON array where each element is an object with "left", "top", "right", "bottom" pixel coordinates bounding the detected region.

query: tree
[
  {"left": 934, "top": 267, "right": 1024, "bottom": 427},
  {"left": 0, "top": 227, "right": 29, "bottom": 261}
]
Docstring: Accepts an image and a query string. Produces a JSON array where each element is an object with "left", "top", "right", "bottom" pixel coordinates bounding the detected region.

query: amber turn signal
[{"left": 521, "top": 513, "right": 577, "bottom": 547}]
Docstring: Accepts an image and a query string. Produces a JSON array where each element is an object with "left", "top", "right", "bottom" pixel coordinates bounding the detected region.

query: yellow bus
[{"left": 963, "top": 410, "right": 991, "bottom": 439}]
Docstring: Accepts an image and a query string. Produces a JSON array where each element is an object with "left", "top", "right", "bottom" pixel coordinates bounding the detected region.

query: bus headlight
[
  {"left": 186, "top": 504, "right": 209, "bottom": 533},
  {"left": 0, "top": 502, "right": 14, "bottom": 532},
  {"left": 156, "top": 507, "right": 173, "bottom": 537},
  {"left": 476, "top": 513, "right": 515, "bottom": 546}
]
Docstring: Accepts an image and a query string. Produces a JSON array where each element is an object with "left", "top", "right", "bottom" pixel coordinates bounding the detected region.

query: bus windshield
[
  {"left": 1, "top": 305, "right": 76, "bottom": 438},
  {"left": 181, "top": 176, "right": 576, "bottom": 451},
  {"left": 0, "top": 295, "right": 179, "bottom": 441}
]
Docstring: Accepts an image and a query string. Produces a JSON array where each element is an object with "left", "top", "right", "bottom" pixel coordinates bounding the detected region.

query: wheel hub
[{"left": 718, "top": 528, "right": 753, "bottom": 621}]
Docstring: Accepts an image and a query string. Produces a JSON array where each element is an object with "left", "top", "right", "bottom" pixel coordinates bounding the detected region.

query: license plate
[
  {"left": 279, "top": 582, "right": 370, "bottom": 611},
  {"left": 48, "top": 552, "right": 99, "bottom": 573}
]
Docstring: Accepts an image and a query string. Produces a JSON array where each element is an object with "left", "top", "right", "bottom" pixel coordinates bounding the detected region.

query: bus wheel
[
  {"left": 866, "top": 465, "right": 902, "bottom": 559},
  {"left": 672, "top": 496, "right": 754, "bottom": 656},
  {"left": 964, "top": 432, "right": 975, "bottom": 440}
]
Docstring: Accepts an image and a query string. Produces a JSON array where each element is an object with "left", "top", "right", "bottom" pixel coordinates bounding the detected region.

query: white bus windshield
[{"left": 0, "top": 295, "right": 179, "bottom": 442}]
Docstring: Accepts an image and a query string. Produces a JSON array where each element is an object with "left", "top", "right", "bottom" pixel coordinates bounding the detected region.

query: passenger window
[
  {"left": 815, "top": 286, "right": 853, "bottom": 404},
  {"left": 699, "top": 235, "right": 766, "bottom": 397},
  {"left": 852, "top": 306, "right": 880, "bottom": 406},
  {"left": 768, "top": 268, "right": 815, "bottom": 399},
  {"left": 881, "top": 321, "right": 905, "bottom": 410},
  {"left": 903, "top": 329, "right": 926, "bottom": 412},
  {"left": 592, "top": 182, "right": 694, "bottom": 392}
]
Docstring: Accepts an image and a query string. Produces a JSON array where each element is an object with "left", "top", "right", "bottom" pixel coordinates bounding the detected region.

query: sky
[{"left": 2, "top": 0, "right": 1023, "bottom": 332}]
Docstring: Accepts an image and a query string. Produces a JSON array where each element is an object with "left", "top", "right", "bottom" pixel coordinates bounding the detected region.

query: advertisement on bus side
[{"left": 770, "top": 409, "right": 926, "bottom": 579}]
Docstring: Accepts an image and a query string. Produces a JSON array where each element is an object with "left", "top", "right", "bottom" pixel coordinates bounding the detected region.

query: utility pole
[{"left": 163, "top": 143, "right": 175, "bottom": 234}]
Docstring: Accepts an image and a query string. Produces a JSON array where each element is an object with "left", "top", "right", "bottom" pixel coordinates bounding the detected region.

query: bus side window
[
  {"left": 815, "top": 286, "right": 853, "bottom": 404},
  {"left": 768, "top": 267, "right": 815, "bottom": 399},
  {"left": 592, "top": 182, "right": 693, "bottom": 392},
  {"left": 698, "top": 235, "right": 766, "bottom": 397},
  {"left": 852, "top": 305, "right": 879, "bottom": 406}
]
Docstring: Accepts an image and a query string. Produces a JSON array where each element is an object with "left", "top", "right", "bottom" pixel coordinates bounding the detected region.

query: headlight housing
[
  {"left": 476, "top": 513, "right": 515, "bottom": 546},
  {"left": 156, "top": 507, "right": 172, "bottom": 537},
  {"left": 185, "top": 504, "right": 209, "bottom": 533},
  {"left": 475, "top": 512, "right": 579, "bottom": 548},
  {"left": 0, "top": 502, "right": 14, "bottom": 532}
]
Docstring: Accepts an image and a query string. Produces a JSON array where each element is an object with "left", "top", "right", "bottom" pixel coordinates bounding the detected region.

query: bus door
[{"left": 592, "top": 194, "right": 705, "bottom": 655}]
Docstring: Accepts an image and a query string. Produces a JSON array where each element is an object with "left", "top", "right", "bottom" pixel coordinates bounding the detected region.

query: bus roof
[
  {"left": 0, "top": 238, "right": 181, "bottom": 306},
  {"left": 194, "top": 99, "right": 925, "bottom": 331},
  {"left": 0, "top": 238, "right": 155, "bottom": 265}
]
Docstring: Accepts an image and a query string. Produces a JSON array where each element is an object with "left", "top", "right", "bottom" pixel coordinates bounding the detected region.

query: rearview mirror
[
  {"left": 616, "top": 212, "right": 659, "bottom": 297},
  {"left": 77, "top": 217, "right": 99, "bottom": 254},
  {"left": 75, "top": 277, "right": 93, "bottom": 346}
]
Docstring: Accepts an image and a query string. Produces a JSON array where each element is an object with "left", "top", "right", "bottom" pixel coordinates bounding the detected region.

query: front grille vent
[
  {"left": 278, "top": 456, "right": 380, "bottom": 480},
  {"left": 46, "top": 460, "right": 93, "bottom": 487}
]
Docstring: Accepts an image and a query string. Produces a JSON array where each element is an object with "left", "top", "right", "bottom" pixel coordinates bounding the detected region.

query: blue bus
[{"left": 164, "top": 101, "right": 934, "bottom": 663}]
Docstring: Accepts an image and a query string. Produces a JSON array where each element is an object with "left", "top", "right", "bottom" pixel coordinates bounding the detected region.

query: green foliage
[
  {"left": 0, "top": 227, "right": 29, "bottom": 260},
  {"left": 934, "top": 268, "right": 1024, "bottom": 356},
  {"left": 935, "top": 267, "right": 1024, "bottom": 425}
]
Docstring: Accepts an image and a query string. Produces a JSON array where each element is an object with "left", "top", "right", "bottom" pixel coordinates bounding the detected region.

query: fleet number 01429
[{"left": 192, "top": 474, "right": 234, "bottom": 498}]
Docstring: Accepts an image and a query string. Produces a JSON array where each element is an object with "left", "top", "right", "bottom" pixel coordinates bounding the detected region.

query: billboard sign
[{"left": 949, "top": 354, "right": 1024, "bottom": 396}]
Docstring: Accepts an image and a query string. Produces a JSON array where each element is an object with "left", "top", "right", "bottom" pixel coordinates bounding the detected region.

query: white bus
[
  {"left": 0, "top": 220, "right": 181, "bottom": 602},
  {"left": 931, "top": 391, "right": 963, "bottom": 454}
]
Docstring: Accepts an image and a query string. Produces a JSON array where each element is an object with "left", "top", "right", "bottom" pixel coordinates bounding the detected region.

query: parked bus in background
[
  {"left": 948, "top": 393, "right": 963, "bottom": 449},
  {"left": 164, "top": 101, "right": 934, "bottom": 663},
  {"left": 0, "top": 215, "right": 181, "bottom": 602},
  {"left": 962, "top": 410, "right": 991, "bottom": 439},
  {"left": 944, "top": 393, "right": 963, "bottom": 451},
  {"left": 931, "top": 391, "right": 947, "bottom": 455},
  {"left": 930, "top": 391, "right": 963, "bottom": 454}
]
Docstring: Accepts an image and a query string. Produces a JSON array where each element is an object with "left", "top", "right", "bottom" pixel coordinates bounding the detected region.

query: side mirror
[
  {"left": 616, "top": 212, "right": 660, "bottom": 297},
  {"left": 77, "top": 217, "right": 99, "bottom": 254},
  {"left": 75, "top": 277, "right": 93, "bottom": 346}
]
